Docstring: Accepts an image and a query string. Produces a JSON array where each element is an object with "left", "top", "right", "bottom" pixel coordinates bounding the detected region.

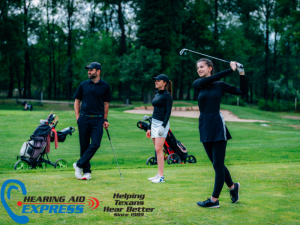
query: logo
[
  {"left": 103, "top": 193, "right": 155, "bottom": 217},
  {"left": 1, "top": 179, "right": 29, "bottom": 224},
  {"left": 1, "top": 179, "right": 100, "bottom": 224}
]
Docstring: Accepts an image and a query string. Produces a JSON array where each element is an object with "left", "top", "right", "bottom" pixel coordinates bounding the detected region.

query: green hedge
[
  {"left": 222, "top": 97, "right": 247, "bottom": 106},
  {"left": 258, "top": 99, "right": 299, "bottom": 112}
]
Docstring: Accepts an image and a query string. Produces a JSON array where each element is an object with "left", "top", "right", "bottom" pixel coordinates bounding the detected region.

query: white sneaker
[
  {"left": 148, "top": 174, "right": 159, "bottom": 181},
  {"left": 152, "top": 176, "right": 165, "bottom": 183},
  {"left": 82, "top": 173, "right": 91, "bottom": 180},
  {"left": 73, "top": 163, "right": 83, "bottom": 180}
]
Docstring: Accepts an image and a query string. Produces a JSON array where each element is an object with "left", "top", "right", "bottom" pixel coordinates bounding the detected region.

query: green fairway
[{"left": 0, "top": 105, "right": 300, "bottom": 224}]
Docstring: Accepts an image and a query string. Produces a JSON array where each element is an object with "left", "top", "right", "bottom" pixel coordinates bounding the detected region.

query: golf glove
[
  {"left": 236, "top": 62, "right": 244, "bottom": 73},
  {"left": 158, "top": 126, "right": 165, "bottom": 136}
]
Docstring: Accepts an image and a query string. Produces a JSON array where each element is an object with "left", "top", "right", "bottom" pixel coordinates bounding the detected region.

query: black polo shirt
[{"left": 74, "top": 79, "right": 112, "bottom": 115}]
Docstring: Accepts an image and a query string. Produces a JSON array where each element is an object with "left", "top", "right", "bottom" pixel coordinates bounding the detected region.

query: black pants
[
  {"left": 77, "top": 115, "right": 103, "bottom": 174},
  {"left": 202, "top": 141, "right": 234, "bottom": 198}
]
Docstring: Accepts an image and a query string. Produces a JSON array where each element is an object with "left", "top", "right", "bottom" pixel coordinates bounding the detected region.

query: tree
[{"left": 119, "top": 46, "right": 161, "bottom": 103}]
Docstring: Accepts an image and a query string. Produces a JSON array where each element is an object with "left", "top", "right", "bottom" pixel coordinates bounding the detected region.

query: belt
[{"left": 80, "top": 114, "right": 103, "bottom": 118}]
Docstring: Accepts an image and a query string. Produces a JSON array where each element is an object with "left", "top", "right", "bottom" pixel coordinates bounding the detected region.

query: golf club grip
[
  {"left": 106, "top": 129, "right": 110, "bottom": 140},
  {"left": 222, "top": 61, "right": 244, "bottom": 68}
]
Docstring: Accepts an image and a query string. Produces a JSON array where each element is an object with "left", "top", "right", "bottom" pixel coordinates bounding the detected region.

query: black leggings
[{"left": 202, "top": 141, "right": 234, "bottom": 198}]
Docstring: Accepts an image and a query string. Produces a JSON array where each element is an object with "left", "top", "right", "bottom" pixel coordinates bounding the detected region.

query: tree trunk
[
  {"left": 179, "top": 77, "right": 183, "bottom": 100},
  {"left": 286, "top": 40, "right": 290, "bottom": 91},
  {"left": 7, "top": 65, "right": 13, "bottom": 98},
  {"left": 264, "top": 1, "right": 272, "bottom": 109},
  {"left": 104, "top": 8, "right": 109, "bottom": 34},
  {"left": 67, "top": 0, "right": 74, "bottom": 100},
  {"left": 23, "top": 0, "right": 28, "bottom": 98},
  {"left": 58, "top": 35, "right": 61, "bottom": 100},
  {"left": 173, "top": 77, "right": 178, "bottom": 100},
  {"left": 116, "top": 1, "right": 128, "bottom": 102},
  {"left": 213, "top": 0, "right": 219, "bottom": 73},
  {"left": 214, "top": 0, "right": 218, "bottom": 41},
  {"left": 118, "top": 81, "right": 122, "bottom": 100},
  {"left": 28, "top": 54, "right": 32, "bottom": 98},
  {"left": 186, "top": 82, "right": 191, "bottom": 100},
  {"left": 52, "top": 2, "right": 56, "bottom": 99},
  {"left": 16, "top": 65, "right": 21, "bottom": 98},
  {"left": 47, "top": 0, "right": 52, "bottom": 99},
  {"left": 117, "top": 1, "right": 127, "bottom": 55},
  {"left": 250, "top": 79, "right": 253, "bottom": 103}
]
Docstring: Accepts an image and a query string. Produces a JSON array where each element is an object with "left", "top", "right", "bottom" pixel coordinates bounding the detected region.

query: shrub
[
  {"left": 222, "top": 97, "right": 246, "bottom": 106},
  {"left": 258, "top": 99, "right": 296, "bottom": 112}
]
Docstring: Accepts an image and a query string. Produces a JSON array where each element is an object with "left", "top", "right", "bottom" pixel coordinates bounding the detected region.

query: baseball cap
[
  {"left": 85, "top": 62, "right": 102, "bottom": 71},
  {"left": 152, "top": 74, "right": 170, "bottom": 83}
]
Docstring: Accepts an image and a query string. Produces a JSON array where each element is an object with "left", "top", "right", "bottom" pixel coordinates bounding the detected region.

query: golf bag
[
  {"left": 22, "top": 101, "right": 33, "bottom": 111},
  {"left": 137, "top": 116, "right": 196, "bottom": 165},
  {"left": 16, "top": 111, "right": 75, "bottom": 170}
]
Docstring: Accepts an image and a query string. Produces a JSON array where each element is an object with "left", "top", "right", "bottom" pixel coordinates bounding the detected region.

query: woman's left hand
[{"left": 230, "top": 61, "right": 237, "bottom": 71}]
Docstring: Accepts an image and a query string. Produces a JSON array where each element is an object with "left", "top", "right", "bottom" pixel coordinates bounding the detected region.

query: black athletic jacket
[
  {"left": 193, "top": 69, "right": 247, "bottom": 142},
  {"left": 151, "top": 89, "right": 173, "bottom": 128}
]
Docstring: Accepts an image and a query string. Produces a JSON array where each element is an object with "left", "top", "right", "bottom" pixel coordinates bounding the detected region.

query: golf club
[
  {"left": 106, "top": 129, "right": 123, "bottom": 180},
  {"left": 179, "top": 48, "right": 244, "bottom": 68}
]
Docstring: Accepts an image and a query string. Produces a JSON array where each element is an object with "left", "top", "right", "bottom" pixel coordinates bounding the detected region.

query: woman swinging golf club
[
  {"left": 146, "top": 74, "right": 173, "bottom": 183},
  {"left": 193, "top": 59, "right": 246, "bottom": 208}
]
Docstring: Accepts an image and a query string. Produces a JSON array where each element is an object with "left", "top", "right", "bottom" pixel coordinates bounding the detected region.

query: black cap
[
  {"left": 85, "top": 62, "right": 102, "bottom": 71},
  {"left": 153, "top": 74, "right": 169, "bottom": 83}
]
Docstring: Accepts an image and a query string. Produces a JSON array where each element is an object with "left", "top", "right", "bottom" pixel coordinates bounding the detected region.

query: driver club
[{"left": 179, "top": 48, "right": 244, "bottom": 68}]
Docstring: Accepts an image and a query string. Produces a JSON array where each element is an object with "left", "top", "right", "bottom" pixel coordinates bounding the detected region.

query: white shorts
[{"left": 151, "top": 118, "right": 170, "bottom": 138}]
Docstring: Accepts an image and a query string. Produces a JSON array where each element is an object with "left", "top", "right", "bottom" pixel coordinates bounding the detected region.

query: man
[{"left": 73, "top": 62, "right": 112, "bottom": 180}]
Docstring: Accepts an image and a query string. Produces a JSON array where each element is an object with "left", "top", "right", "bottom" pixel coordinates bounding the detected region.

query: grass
[{"left": 0, "top": 104, "right": 300, "bottom": 224}]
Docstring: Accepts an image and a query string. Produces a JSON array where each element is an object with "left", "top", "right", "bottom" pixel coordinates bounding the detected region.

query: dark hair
[
  {"left": 196, "top": 58, "right": 214, "bottom": 75},
  {"left": 165, "top": 80, "right": 173, "bottom": 95}
]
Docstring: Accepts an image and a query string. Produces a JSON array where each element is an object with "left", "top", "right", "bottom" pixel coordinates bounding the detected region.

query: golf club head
[
  {"left": 143, "top": 115, "right": 149, "bottom": 121},
  {"left": 179, "top": 48, "right": 187, "bottom": 55}
]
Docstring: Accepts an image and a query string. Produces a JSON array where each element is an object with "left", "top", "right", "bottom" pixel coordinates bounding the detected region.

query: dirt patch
[
  {"left": 124, "top": 109, "right": 267, "bottom": 122},
  {"left": 282, "top": 116, "right": 300, "bottom": 120}
]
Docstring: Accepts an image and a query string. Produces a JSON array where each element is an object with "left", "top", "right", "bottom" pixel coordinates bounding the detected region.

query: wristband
[{"left": 104, "top": 119, "right": 108, "bottom": 122}]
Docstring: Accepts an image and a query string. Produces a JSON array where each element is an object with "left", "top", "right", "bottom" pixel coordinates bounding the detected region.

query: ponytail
[{"left": 166, "top": 80, "right": 173, "bottom": 96}]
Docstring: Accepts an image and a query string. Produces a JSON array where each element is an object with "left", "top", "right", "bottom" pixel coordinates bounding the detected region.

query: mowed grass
[{"left": 0, "top": 105, "right": 300, "bottom": 224}]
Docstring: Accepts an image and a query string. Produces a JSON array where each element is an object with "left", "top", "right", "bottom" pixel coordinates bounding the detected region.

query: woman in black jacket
[
  {"left": 194, "top": 59, "right": 246, "bottom": 208},
  {"left": 146, "top": 74, "right": 173, "bottom": 183}
]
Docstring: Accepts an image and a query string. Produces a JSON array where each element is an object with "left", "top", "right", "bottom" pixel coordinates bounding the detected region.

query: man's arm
[
  {"left": 74, "top": 99, "right": 81, "bottom": 121},
  {"left": 104, "top": 102, "right": 109, "bottom": 119},
  {"left": 103, "top": 102, "right": 109, "bottom": 129}
]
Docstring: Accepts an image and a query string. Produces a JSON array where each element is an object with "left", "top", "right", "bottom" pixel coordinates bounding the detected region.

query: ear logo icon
[
  {"left": 1, "top": 179, "right": 29, "bottom": 224},
  {"left": 87, "top": 197, "right": 99, "bottom": 210}
]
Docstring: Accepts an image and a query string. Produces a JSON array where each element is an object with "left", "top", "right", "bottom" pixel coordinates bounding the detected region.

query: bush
[
  {"left": 258, "top": 99, "right": 296, "bottom": 112},
  {"left": 222, "top": 97, "right": 247, "bottom": 106}
]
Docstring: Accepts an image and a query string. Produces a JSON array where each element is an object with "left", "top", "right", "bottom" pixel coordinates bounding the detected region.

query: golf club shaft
[
  {"left": 106, "top": 129, "right": 123, "bottom": 180},
  {"left": 180, "top": 48, "right": 244, "bottom": 68}
]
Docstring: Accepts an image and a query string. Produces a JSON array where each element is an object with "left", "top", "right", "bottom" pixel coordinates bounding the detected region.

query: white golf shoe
[
  {"left": 82, "top": 173, "right": 91, "bottom": 180},
  {"left": 152, "top": 176, "right": 165, "bottom": 183},
  {"left": 73, "top": 163, "right": 83, "bottom": 180},
  {"left": 148, "top": 174, "right": 159, "bottom": 181}
]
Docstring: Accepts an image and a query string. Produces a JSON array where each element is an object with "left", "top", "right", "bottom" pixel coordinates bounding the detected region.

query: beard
[{"left": 88, "top": 72, "right": 97, "bottom": 79}]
